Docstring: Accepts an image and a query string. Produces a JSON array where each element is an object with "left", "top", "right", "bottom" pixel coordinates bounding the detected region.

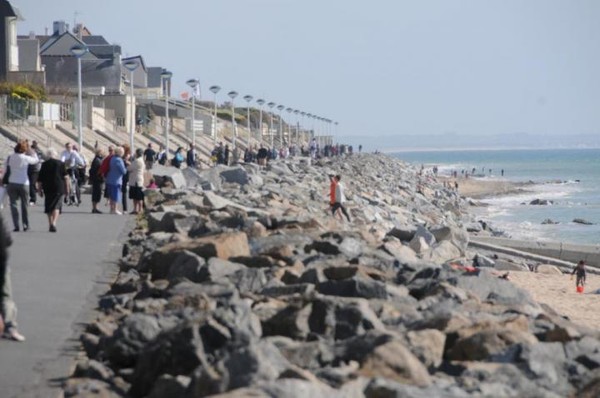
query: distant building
[{"left": 0, "top": 0, "right": 22, "bottom": 80}]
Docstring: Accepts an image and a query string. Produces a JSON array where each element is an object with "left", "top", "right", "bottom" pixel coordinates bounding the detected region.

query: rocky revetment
[{"left": 64, "top": 154, "right": 600, "bottom": 398}]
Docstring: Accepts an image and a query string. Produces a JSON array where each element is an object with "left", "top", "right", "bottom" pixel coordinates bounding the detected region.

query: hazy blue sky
[{"left": 12, "top": 0, "right": 600, "bottom": 143}]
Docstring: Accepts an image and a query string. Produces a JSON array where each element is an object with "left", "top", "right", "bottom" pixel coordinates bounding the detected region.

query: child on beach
[{"left": 571, "top": 260, "right": 586, "bottom": 288}]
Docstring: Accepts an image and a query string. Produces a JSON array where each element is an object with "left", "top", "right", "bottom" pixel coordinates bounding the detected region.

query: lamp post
[
  {"left": 186, "top": 78, "right": 199, "bottom": 148},
  {"left": 267, "top": 102, "right": 276, "bottom": 148},
  {"left": 209, "top": 85, "right": 221, "bottom": 143},
  {"left": 276, "top": 104, "right": 284, "bottom": 146},
  {"left": 70, "top": 44, "right": 88, "bottom": 150},
  {"left": 243, "top": 95, "right": 253, "bottom": 148},
  {"left": 285, "top": 107, "right": 293, "bottom": 145},
  {"left": 256, "top": 99, "right": 265, "bottom": 145},
  {"left": 294, "top": 110, "right": 300, "bottom": 147},
  {"left": 300, "top": 111, "right": 306, "bottom": 146},
  {"left": 123, "top": 59, "right": 139, "bottom": 153},
  {"left": 161, "top": 69, "right": 173, "bottom": 154},
  {"left": 227, "top": 91, "right": 238, "bottom": 149}
]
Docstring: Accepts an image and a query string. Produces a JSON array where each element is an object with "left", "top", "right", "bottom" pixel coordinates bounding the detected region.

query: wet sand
[
  {"left": 509, "top": 270, "right": 600, "bottom": 330},
  {"left": 457, "top": 178, "right": 531, "bottom": 199}
]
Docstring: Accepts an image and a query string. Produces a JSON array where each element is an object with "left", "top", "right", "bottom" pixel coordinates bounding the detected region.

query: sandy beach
[
  {"left": 509, "top": 270, "right": 600, "bottom": 330},
  {"left": 453, "top": 177, "right": 532, "bottom": 199},
  {"left": 452, "top": 178, "right": 600, "bottom": 329}
]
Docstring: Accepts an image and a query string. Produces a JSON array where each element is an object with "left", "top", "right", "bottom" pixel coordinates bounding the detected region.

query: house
[
  {"left": 0, "top": 0, "right": 22, "bottom": 80},
  {"left": 37, "top": 21, "right": 123, "bottom": 95},
  {"left": 121, "top": 55, "right": 148, "bottom": 96}
]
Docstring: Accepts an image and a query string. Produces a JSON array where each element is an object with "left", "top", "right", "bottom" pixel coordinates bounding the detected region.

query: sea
[{"left": 391, "top": 148, "right": 600, "bottom": 246}]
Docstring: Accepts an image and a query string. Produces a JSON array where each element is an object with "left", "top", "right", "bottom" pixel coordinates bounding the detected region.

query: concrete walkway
[{"left": 0, "top": 193, "right": 131, "bottom": 398}]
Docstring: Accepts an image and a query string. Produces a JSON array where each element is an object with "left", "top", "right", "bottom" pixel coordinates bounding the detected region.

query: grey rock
[
  {"left": 129, "top": 321, "right": 206, "bottom": 397},
  {"left": 147, "top": 375, "right": 191, "bottom": 398},
  {"left": 151, "top": 165, "right": 187, "bottom": 189},
  {"left": 317, "top": 277, "right": 388, "bottom": 299},
  {"left": 167, "top": 250, "right": 206, "bottom": 282},
  {"left": 220, "top": 166, "right": 250, "bottom": 185},
  {"left": 104, "top": 314, "right": 164, "bottom": 368}
]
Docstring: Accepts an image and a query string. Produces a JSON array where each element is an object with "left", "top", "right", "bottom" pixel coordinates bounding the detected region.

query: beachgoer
[
  {"left": 37, "top": 148, "right": 68, "bottom": 232},
  {"left": 27, "top": 140, "right": 43, "bottom": 205},
  {"left": 171, "top": 147, "right": 184, "bottom": 168},
  {"left": 143, "top": 143, "right": 156, "bottom": 170},
  {"left": 571, "top": 260, "right": 586, "bottom": 288},
  {"left": 186, "top": 143, "right": 197, "bottom": 168},
  {"left": 0, "top": 212, "right": 24, "bottom": 341},
  {"left": 105, "top": 147, "right": 127, "bottom": 215},
  {"left": 157, "top": 145, "right": 167, "bottom": 166},
  {"left": 89, "top": 148, "right": 105, "bottom": 214},
  {"left": 147, "top": 178, "right": 158, "bottom": 189},
  {"left": 6, "top": 141, "right": 39, "bottom": 232},
  {"left": 331, "top": 175, "right": 351, "bottom": 222},
  {"left": 127, "top": 148, "right": 146, "bottom": 215},
  {"left": 121, "top": 145, "right": 131, "bottom": 212},
  {"left": 328, "top": 174, "right": 342, "bottom": 220}
]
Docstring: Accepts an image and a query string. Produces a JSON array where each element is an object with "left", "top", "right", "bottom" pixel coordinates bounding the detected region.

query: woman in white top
[
  {"left": 127, "top": 148, "right": 146, "bottom": 215},
  {"left": 5, "top": 141, "right": 39, "bottom": 231}
]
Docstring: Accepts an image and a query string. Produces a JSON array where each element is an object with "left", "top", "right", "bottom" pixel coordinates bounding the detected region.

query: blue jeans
[{"left": 1, "top": 265, "right": 17, "bottom": 331}]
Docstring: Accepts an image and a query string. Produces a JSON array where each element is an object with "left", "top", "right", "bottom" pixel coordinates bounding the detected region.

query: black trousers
[
  {"left": 331, "top": 202, "right": 351, "bottom": 221},
  {"left": 28, "top": 171, "right": 39, "bottom": 203}
]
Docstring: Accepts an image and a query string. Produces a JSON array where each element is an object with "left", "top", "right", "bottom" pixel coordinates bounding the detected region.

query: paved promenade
[{"left": 0, "top": 193, "right": 131, "bottom": 398}]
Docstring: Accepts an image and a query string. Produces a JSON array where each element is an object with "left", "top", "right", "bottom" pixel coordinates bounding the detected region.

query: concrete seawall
[{"left": 471, "top": 237, "right": 600, "bottom": 268}]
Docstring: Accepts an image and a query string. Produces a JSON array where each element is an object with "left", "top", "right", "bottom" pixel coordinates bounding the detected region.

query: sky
[{"left": 11, "top": 0, "right": 600, "bottom": 148}]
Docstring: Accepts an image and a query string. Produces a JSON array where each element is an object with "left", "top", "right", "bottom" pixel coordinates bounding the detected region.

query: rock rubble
[{"left": 64, "top": 154, "right": 600, "bottom": 398}]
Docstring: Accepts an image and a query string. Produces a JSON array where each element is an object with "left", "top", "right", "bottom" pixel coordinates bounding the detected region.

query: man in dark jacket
[{"left": 89, "top": 148, "right": 105, "bottom": 214}]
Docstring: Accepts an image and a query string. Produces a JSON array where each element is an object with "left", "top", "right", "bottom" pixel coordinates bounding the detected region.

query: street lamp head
[
  {"left": 267, "top": 102, "right": 276, "bottom": 108},
  {"left": 277, "top": 105, "right": 284, "bottom": 111},
  {"left": 123, "top": 59, "right": 139, "bottom": 72},
  {"left": 227, "top": 91, "right": 238, "bottom": 99},
  {"left": 286, "top": 107, "right": 292, "bottom": 113},
  {"left": 186, "top": 78, "right": 199, "bottom": 88},
  {"left": 70, "top": 44, "right": 88, "bottom": 58},
  {"left": 294, "top": 110, "right": 299, "bottom": 115},
  {"left": 209, "top": 85, "right": 221, "bottom": 94},
  {"left": 160, "top": 69, "right": 173, "bottom": 79},
  {"left": 243, "top": 95, "right": 253, "bottom": 103},
  {"left": 257, "top": 99, "right": 265, "bottom": 106}
]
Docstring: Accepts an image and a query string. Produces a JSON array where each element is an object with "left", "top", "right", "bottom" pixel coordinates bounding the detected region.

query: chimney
[
  {"left": 53, "top": 20, "right": 67, "bottom": 36},
  {"left": 29, "top": 31, "right": 35, "bottom": 39},
  {"left": 74, "top": 23, "right": 83, "bottom": 39}
]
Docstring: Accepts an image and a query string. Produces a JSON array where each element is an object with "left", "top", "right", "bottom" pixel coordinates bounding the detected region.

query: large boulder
[
  {"left": 151, "top": 165, "right": 187, "bottom": 189},
  {"left": 359, "top": 340, "right": 432, "bottom": 387},
  {"left": 220, "top": 166, "right": 250, "bottom": 185}
]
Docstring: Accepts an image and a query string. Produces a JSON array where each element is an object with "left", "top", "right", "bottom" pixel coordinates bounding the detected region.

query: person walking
[
  {"left": 105, "top": 147, "right": 127, "bottom": 215},
  {"left": 571, "top": 260, "right": 586, "bottom": 289},
  {"left": 0, "top": 212, "right": 24, "bottom": 341},
  {"left": 127, "top": 148, "right": 145, "bottom": 215},
  {"left": 186, "top": 143, "right": 197, "bottom": 168},
  {"left": 5, "top": 141, "right": 39, "bottom": 232},
  {"left": 26, "top": 140, "right": 43, "bottom": 205},
  {"left": 171, "top": 147, "right": 184, "bottom": 169},
  {"left": 36, "top": 148, "right": 68, "bottom": 232},
  {"left": 331, "top": 174, "right": 351, "bottom": 222},
  {"left": 89, "top": 148, "right": 105, "bottom": 214},
  {"left": 143, "top": 143, "right": 156, "bottom": 170},
  {"left": 121, "top": 145, "right": 131, "bottom": 213}
]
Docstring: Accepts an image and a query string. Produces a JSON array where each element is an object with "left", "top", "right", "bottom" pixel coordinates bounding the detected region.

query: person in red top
[{"left": 329, "top": 174, "right": 343, "bottom": 220}]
